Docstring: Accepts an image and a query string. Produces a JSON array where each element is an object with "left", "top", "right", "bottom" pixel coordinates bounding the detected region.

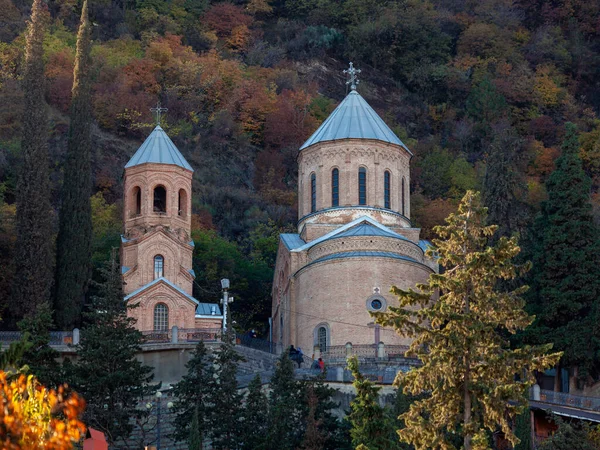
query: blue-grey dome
[
  {"left": 300, "top": 90, "right": 410, "bottom": 152},
  {"left": 125, "top": 126, "right": 193, "bottom": 171}
]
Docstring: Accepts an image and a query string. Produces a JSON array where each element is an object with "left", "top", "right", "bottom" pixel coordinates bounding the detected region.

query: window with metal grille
[
  {"left": 358, "top": 167, "right": 367, "bottom": 205},
  {"left": 318, "top": 326, "right": 327, "bottom": 352},
  {"left": 332, "top": 168, "right": 339, "bottom": 207},
  {"left": 402, "top": 177, "right": 406, "bottom": 215},
  {"left": 153, "top": 303, "right": 168, "bottom": 331},
  {"left": 154, "top": 255, "right": 164, "bottom": 279},
  {"left": 384, "top": 171, "right": 391, "bottom": 209},
  {"left": 310, "top": 173, "right": 316, "bottom": 213}
]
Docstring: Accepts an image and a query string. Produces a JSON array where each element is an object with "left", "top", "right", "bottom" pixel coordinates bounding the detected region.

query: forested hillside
[{"left": 1, "top": 0, "right": 600, "bottom": 330}]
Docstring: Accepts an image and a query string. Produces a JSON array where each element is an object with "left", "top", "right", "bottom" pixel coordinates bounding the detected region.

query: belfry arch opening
[
  {"left": 178, "top": 189, "right": 188, "bottom": 217},
  {"left": 153, "top": 185, "right": 167, "bottom": 213},
  {"left": 131, "top": 186, "right": 142, "bottom": 217}
]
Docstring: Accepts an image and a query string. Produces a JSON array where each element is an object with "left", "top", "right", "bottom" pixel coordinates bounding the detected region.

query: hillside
[{"left": 1, "top": 0, "right": 600, "bottom": 329}]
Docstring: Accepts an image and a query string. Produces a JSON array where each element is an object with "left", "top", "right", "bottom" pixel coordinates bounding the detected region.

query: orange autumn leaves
[{"left": 0, "top": 372, "right": 85, "bottom": 449}]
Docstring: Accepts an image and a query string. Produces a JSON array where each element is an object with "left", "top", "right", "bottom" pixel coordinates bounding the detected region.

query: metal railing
[
  {"left": 141, "top": 328, "right": 223, "bottom": 344},
  {"left": 0, "top": 331, "right": 74, "bottom": 346},
  {"left": 236, "top": 333, "right": 282, "bottom": 355},
  {"left": 535, "top": 388, "right": 600, "bottom": 412},
  {"left": 320, "top": 343, "right": 410, "bottom": 363}
]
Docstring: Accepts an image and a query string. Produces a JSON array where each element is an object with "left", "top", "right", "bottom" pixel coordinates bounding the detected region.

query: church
[
  {"left": 120, "top": 117, "right": 222, "bottom": 333},
  {"left": 271, "top": 65, "right": 437, "bottom": 355}
]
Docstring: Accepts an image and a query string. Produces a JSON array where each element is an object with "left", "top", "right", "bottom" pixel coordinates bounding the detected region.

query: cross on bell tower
[
  {"left": 150, "top": 101, "right": 168, "bottom": 126},
  {"left": 343, "top": 62, "right": 361, "bottom": 91}
]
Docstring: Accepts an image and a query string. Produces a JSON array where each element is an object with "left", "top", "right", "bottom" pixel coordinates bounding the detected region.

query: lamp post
[
  {"left": 220, "top": 278, "right": 234, "bottom": 332},
  {"left": 146, "top": 391, "right": 173, "bottom": 450}
]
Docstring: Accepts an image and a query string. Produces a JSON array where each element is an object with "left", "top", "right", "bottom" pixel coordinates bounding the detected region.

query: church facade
[
  {"left": 120, "top": 124, "right": 222, "bottom": 332},
  {"left": 271, "top": 71, "right": 436, "bottom": 354}
]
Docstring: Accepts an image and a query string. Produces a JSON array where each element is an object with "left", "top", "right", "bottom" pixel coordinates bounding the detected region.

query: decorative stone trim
[{"left": 307, "top": 236, "right": 424, "bottom": 263}]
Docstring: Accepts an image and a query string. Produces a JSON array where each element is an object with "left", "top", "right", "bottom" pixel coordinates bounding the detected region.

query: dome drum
[{"left": 307, "top": 236, "right": 424, "bottom": 264}]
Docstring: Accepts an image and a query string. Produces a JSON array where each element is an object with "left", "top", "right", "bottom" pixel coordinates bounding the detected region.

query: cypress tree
[
  {"left": 70, "top": 250, "right": 156, "bottom": 445},
  {"left": 347, "top": 356, "right": 397, "bottom": 450},
  {"left": 376, "top": 191, "right": 561, "bottom": 450},
  {"left": 189, "top": 407, "right": 203, "bottom": 450},
  {"left": 514, "top": 411, "right": 531, "bottom": 450},
  {"left": 240, "top": 374, "right": 268, "bottom": 450},
  {"left": 12, "top": 0, "right": 54, "bottom": 320},
  {"left": 54, "top": 0, "right": 94, "bottom": 329},
  {"left": 525, "top": 122, "right": 600, "bottom": 385},
  {"left": 483, "top": 125, "right": 528, "bottom": 239},
  {"left": 171, "top": 340, "right": 213, "bottom": 443},
  {"left": 207, "top": 332, "right": 245, "bottom": 449}
]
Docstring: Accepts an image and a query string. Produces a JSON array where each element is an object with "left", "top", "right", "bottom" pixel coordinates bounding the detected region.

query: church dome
[
  {"left": 299, "top": 90, "right": 411, "bottom": 153},
  {"left": 125, "top": 125, "right": 193, "bottom": 171}
]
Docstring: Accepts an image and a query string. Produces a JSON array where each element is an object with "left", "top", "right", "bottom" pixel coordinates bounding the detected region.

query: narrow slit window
[
  {"left": 310, "top": 173, "right": 316, "bottom": 213},
  {"left": 384, "top": 171, "right": 391, "bottom": 209},
  {"left": 332, "top": 169, "right": 339, "bottom": 207},
  {"left": 154, "top": 255, "right": 164, "bottom": 279},
  {"left": 153, "top": 185, "right": 166, "bottom": 213},
  {"left": 178, "top": 189, "right": 187, "bottom": 217},
  {"left": 358, "top": 167, "right": 367, "bottom": 206},
  {"left": 134, "top": 187, "right": 141, "bottom": 216},
  {"left": 318, "top": 326, "right": 327, "bottom": 352},
  {"left": 401, "top": 177, "right": 406, "bottom": 216}
]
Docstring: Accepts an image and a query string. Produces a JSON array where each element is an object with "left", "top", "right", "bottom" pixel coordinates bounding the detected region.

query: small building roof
[
  {"left": 195, "top": 303, "right": 222, "bottom": 316},
  {"left": 125, "top": 125, "right": 193, "bottom": 171},
  {"left": 281, "top": 233, "right": 306, "bottom": 250},
  {"left": 300, "top": 91, "right": 411, "bottom": 152}
]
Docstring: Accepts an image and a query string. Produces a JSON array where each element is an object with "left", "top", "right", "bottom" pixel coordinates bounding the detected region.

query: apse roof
[
  {"left": 281, "top": 234, "right": 306, "bottom": 250},
  {"left": 125, "top": 125, "right": 193, "bottom": 171},
  {"left": 299, "top": 90, "right": 410, "bottom": 152}
]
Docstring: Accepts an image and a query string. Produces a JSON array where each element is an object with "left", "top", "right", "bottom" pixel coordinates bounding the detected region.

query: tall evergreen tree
[
  {"left": 483, "top": 124, "right": 528, "bottom": 239},
  {"left": 17, "top": 302, "right": 61, "bottom": 388},
  {"left": 189, "top": 407, "right": 203, "bottom": 450},
  {"left": 208, "top": 332, "right": 245, "bottom": 449},
  {"left": 70, "top": 250, "right": 156, "bottom": 445},
  {"left": 513, "top": 411, "right": 531, "bottom": 450},
  {"left": 240, "top": 374, "right": 268, "bottom": 450},
  {"left": 300, "top": 383, "right": 325, "bottom": 450},
  {"left": 376, "top": 191, "right": 560, "bottom": 450},
  {"left": 525, "top": 122, "right": 600, "bottom": 385},
  {"left": 171, "top": 340, "right": 214, "bottom": 443},
  {"left": 54, "top": 0, "right": 94, "bottom": 329},
  {"left": 12, "top": 0, "right": 54, "bottom": 320},
  {"left": 347, "top": 356, "right": 397, "bottom": 450},
  {"left": 264, "top": 351, "right": 305, "bottom": 450}
]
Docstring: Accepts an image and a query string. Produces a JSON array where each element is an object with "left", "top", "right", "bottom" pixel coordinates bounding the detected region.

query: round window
[{"left": 370, "top": 299, "right": 383, "bottom": 310}]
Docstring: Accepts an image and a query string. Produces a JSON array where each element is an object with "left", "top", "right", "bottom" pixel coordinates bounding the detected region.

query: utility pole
[{"left": 220, "top": 279, "right": 233, "bottom": 332}]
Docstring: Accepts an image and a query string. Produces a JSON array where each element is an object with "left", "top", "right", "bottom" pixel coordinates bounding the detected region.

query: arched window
[
  {"left": 153, "top": 185, "right": 167, "bottom": 213},
  {"left": 131, "top": 186, "right": 142, "bottom": 216},
  {"left": 318, "top": 327, "right": 327, "bottom": 352},
  {"left": 401, "top": 177, "right": 406, "bottom": 216},
  {"left": 154, "top": 255, "right": 164, "bottom": 279},
  {"left": 153, "top": 303, "right": 169, "bottom": 331},
  {"left": 178, "top": 189, "right": 188, "bottom": 217},
  {"left": 310, "top": 173, "right": 316, "bottom": 213},
  {"left": 358, "top": 167, "right": 367, "bottom": 206},
  {"left": 331, "top": 168, "right": 339, "bottom": 207},
  {"left": 384, "top": 171, "right": 391, "bottom": 209}
]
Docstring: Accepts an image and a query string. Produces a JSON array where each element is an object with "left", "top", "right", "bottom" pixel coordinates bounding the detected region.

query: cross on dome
[
  {"left": 150, "top": 101, "right": 168, "bottom": 126},
  {"left": 343, "top": 62, "right": 361, "bottom": 91}
]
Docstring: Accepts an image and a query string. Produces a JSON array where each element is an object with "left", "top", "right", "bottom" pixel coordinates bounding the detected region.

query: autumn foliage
[{"left": 0, "top": 372, "right": 86, "bottom": 449}]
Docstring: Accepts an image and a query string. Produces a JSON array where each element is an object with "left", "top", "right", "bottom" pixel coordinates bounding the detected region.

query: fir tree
[
  {"left": 240, "top": 374, "right": 268, "bottom": 450},
  {"left": 17, "top": 302, "right": 61, "bottom": 388},
  {"left": 525, "top": 122, "right": 600, "bottom": 384},
  {"left": 12, "top": 0, "right": 54, "bottom": 320},
  {"left": 189, "top": 407, "right": 203, "bottom": 450},
  {"left": 70, "top": 250, "right": 156, "bottom": 445},
  {"left": 208, "top": 331, "right": 245, "bottom": 449},
  {"left": 171, "top": 339, "right": 213, "bottom": 443},
  {"left": 54, "top": 0, "right": 94, "bottom": 329},
  {"left": 483, "top": 124, "right": 528, "bottom": 239},
  {"left": 347, "top": 356, "right": 397, "bottom": 450},
  {"left": 264, "top": 351, "right": 305, "bottom": 450},
  {"left": 376, "top": 191, "right": 561, "bottom": 450}
]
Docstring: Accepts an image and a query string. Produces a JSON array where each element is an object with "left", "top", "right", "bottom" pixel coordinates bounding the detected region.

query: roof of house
[
  {"left": 125, "top": 125, "right": 193, "bottom": 171},
  {"left": 124, "top": 277, "right": 198, "bottom": 304},
  {"left": 299, "top": 90, "right": 410, "bottom": 152},
  {"left": 195, "top": 302, "right": 222, "bottom": 316}
]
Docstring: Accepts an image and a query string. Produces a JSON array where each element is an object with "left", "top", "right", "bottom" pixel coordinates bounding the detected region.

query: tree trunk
[{"left": 464, "top": 369, "right": 472, "bottom": 450}]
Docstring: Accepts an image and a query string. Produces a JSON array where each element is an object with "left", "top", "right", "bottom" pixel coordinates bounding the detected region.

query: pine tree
[
  {"left": 240, "top": 374, "right": 268, "bottom": 450},
  {"left": 300, "top": 383, "right": 326, "bottom": 450},
  {"left": 54, "top": 0, "right": 94, "bottom": 329},
  {"left": 264, "top": 352, "right": 305, "bottom": 450},
  {"left": 70, "top": 250, "right": 156, "bottom": 445},
  {"left": 208, "top": 331, "right": 245, "bottom": 449},
  {"left": 483, "top": 125, "right": 528, "bottom": 240},
  {"left": 171, "top": 340, "right": 213, "bottom": 443},
  {"left": 525, "top": 122, "right": 600, "bottom": 385},
  {"left": 189, "top": 407, "right": 203, "bottom": 450},
  {"left": 17, "top": 302, "right": 61, "bottom": 388},
  {"left": 376, "top": 191, "right": 561, "bottom": 450},
  {"left": 347, "top": 356, "right": 397, "bottom": 450},
  {"left": 12, "top": 0, "right": 54, "bottom": 320}
]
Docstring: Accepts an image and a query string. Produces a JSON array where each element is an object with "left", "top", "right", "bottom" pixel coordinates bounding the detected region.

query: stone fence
[{"left": 316, "top": 342, "right": 412, "bottom": 365}]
